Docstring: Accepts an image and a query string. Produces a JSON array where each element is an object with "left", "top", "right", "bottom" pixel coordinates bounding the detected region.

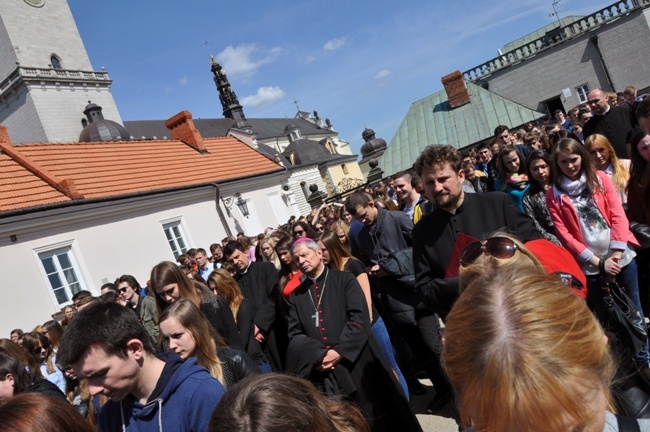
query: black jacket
[{"left": 413, "top": 192, "right": 542, "bottom": 316}]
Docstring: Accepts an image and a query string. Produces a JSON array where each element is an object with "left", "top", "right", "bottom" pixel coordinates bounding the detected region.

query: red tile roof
[{"left": 0, "top": 116, "right": 283, "bottom": 214}]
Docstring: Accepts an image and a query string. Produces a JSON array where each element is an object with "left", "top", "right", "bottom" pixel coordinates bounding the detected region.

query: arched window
[
  {"left": 81, "top": 118, "right": 88, "bottom": 128},
  {"left": 50, "top": 55, "right": 63, "bottom": 70}
]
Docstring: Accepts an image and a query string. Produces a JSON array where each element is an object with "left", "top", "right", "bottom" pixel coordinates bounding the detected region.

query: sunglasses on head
[{"left": 460, "top": 237, "right": 519, "bottom": 267}]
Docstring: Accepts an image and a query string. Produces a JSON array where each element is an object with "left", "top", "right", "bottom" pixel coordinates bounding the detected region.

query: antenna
[
  {"left": 204, "top": 40, "right": 213, "bottom": 59},
  {"left": 549, "top": 0, "right": 563, "bottom": 27},
  {"left": 293, "top": 98, "right": 300, "bottom": 112}
]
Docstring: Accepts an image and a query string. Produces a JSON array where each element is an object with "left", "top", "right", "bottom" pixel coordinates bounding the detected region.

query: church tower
[
  {"left": 0, "top": 0, "right": 123, "bottom": 143},
  {"left": 210, "top": 56, "right": 247, "bottom": 123}
]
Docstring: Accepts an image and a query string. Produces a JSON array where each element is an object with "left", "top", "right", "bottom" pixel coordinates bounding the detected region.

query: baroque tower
[
  {"left": 0, "top": 0, "right": 123, "bottom": 143},
  {"left": 210, "top": 55, "right": 247, "bottom": 123}
]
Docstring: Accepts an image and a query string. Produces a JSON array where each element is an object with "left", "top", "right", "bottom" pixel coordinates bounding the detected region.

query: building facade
[{"left": 0, "top": 0, "right": 123, "bottom": 143}]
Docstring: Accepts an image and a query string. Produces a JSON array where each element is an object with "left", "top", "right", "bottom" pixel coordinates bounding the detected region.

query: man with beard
[
  {"left": 413, "top": 144, "right": 541, "bottom": 317},
  {"left": 285, "top": 238, "right": 422, "bottom": 432}
]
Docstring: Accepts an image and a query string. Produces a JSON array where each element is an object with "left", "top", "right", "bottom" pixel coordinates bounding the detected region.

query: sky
[{"left": 69, "top": 0, "right": 615, "bottom": 156}]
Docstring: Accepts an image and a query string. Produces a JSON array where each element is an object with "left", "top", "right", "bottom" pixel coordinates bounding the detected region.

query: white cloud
[
  {"left": 374, "top": 69, "right": 391, "bottom": 79},
  {"left": 163, "top": 86, "right": 173, "bottom": 94},
  {"left": 324, "top": 37, "right": 347, "bottom": 51},
  {"left": 179, "top": 76, "right": 188, "bottom": 85},
  {"left": 306, "top": 55, "right": 315, "bottom": 64},
  {"left": 241, "top": 86, "right": 285, "bottom": 107},
  {"left": 217, "top": 44, "right": 281, "bottom": 79}
]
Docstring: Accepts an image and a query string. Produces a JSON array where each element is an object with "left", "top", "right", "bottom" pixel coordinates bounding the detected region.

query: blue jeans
[
  {"left": 587, "top": 260, "right": 650, "bottom": 366},
  {"left": 258, "top": 360, "right": 272, "bottom": 373},
  {"left": 371, "top": 316, "right": 409, "bottom": 400}
]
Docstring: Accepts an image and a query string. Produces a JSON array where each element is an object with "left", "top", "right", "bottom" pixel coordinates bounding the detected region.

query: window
[
  {"left": 50, "top": 55, "right": 63, "bottom": 70},
  {"left": 39, "top": 248, "right": 84, "bottom": 305},
  {"left": 341, "top": 164, "right": 349, "bottom": 175},
  {"left": 162, "top": 220, "right": 188, "bottom": 258},
  {"left": 576, "top": 84, "right": 590, "bottom": 104}
]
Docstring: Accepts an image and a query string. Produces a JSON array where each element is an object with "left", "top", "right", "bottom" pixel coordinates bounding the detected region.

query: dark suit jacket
[
  {"left": 413, "top": 192, "right": 542, "bottom": 316},
  {"left": 235, "top": 261, "right": 278, "bottom": 334}
]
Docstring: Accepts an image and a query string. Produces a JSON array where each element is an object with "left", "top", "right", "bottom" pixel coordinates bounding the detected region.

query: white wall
[{"left": 0, "top": 173, "right": 292, "bottom": 336}]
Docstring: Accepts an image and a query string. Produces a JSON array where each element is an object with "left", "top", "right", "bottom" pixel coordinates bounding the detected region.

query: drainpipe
[
  {"left": 211, "top": 183, "right": 232, "bottom": 237},
  {"left": 589, "top": 35, "right": 615, "bottom": 92}
]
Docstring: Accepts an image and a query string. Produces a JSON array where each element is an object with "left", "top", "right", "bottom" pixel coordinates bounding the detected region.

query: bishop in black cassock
[{"left": 286, "top": 239, "right": 422, "bottom": 432}]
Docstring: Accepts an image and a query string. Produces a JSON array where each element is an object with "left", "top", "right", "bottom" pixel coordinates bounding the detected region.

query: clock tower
[{"left": 0, "top": 0, "right": 124, "bottom": 143}]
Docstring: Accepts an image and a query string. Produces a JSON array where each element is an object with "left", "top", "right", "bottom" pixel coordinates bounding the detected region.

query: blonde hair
[
  {"left": 443, "top": 268, "right": 614, "bottom": 431},
  {"left": 585, "top": 133, "right": 629, "bottom": 194},
  {"left": 159, "top": 299, "right": 225, "bottom": 384},
  {"left": 459, "top": 232, "right": 544, "bottom": 291},
  {"left": 259, "top": 237, "right": 281, "bottom": 269}
]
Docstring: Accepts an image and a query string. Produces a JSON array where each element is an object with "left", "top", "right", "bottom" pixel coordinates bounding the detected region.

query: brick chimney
[
  {"left": 441, "top": 71, "right": 471, "bottom": 109},
  {"left": 165, "top": 110, "right": 207, "bottom": 153}
]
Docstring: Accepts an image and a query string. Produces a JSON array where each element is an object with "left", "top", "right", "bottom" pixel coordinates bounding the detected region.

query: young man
[
  {"left": 224, "top": 241, "right": 282, "bottom": 371},
  {"left": 287, "top": 239, "right": 422, "bottom": 432},
  {"left": 344, "top": 190, "right": 452, "bottom": 413},
  {"left": 195, "top": 247, "right": 214, "bottom": 280},
  {"left": 412, "top": 144, "right": 541, "bottom": 317},
  {"left": 56, "top": 302, "right": 224, "bottom": 432},
  {"left": 114, "top": 274, "right": 159, "bottom": 343}
]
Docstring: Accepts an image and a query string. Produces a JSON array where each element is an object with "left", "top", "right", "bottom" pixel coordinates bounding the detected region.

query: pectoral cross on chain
[{"left": 312, "top": 310, "right": 319, "bottom": 327}]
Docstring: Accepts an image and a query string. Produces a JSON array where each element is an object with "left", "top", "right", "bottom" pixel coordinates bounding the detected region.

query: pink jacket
[{"left": 546, "top": 171, "right": 638, "bottom": 263}]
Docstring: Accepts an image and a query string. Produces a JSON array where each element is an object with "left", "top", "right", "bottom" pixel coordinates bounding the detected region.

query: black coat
[
  {"left": 413, "top": 192, "right": 542, "bottom": 316},
  {"left": 583, "top": 105, "right": 634, "bottom": 158},
  {"left": 235, "top": 261, "right": 284, "bottom": 370},
  {"left": 286, "top": 268, "right": 422, "bottom": 432}
]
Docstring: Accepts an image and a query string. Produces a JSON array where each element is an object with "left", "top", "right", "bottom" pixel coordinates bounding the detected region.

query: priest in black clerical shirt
[
  {"left": 286, "top": 238, "right": 422, "bottom": 432},
  {"left": 223, "top": 241, "right": 284, "bottom": 371}
]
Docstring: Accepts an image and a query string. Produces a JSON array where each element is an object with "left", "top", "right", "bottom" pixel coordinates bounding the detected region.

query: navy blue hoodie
[{"left": 98, "top": 351, "right": 225, "bottom": 432}]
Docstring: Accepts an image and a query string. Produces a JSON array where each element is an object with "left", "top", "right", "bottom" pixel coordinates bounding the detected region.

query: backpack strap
[{"left": 616, "top": 414, "right": 641, "bottom": 432}]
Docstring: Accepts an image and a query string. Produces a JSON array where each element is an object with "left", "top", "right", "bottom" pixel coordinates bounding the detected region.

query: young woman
[
  {"left": 627, "top": 128, "right": 650, "bottom": 317},
  {"left": 150, "top": 261, "right": 243, "bottom": 350},
  {"left": 0, "top": 393, "right": 94, "bottom": 432},
  {"left": 159, "top": 299, "right": 260, "bottom": 389},
  {"left": 0, "top": 352, "right": 65, "bottom": 402},
  {"left": 585, "top": 133, "right": 630, "bottom": 205},
  {"left": 317, "top": 231, "right": 409, "bottom": 400},
  {"left": 495, "top": 145, "right": 529, "bottom": 211},
  {"left": 258, "top": 236, "right": 281, "bottom": 270},
  {"left": 21, "top": 332, "right": 65, "bottom": 394},
  {"left": 329, "top": 220, "right": 351, "bottom": 249},
  {"left": 207, "top": 269, "right": 269, "bottom": 372},
  {"left": 209, "top": 374, "right": 369, "bottom": 432},
  {"left": 443, "top": 268, "right": 646, "bottom": 431},
  {"left": 276, "top": 236, "right": 303, "bottom": 299},
  {"left": 522, "top": 150, "right": 561, "bottom": 245},
  {"left": 41, "top": 320, "right": 64, "bottom": 353},
  {"left": 547, "top": 138, "right": 649, "bottom": 367},
  {"left": 60, "top": 306, "right": 75, "bottom": 327}
]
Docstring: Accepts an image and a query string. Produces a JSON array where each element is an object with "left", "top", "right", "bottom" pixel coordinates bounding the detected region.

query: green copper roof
[{"left": 379, "top": 81, "right": 546, "bottom": 175}]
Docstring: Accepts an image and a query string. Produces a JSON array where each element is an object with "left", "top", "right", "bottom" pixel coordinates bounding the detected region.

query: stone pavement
[{"left": 410, "top": 379, "right": 459, "bottom": 432}]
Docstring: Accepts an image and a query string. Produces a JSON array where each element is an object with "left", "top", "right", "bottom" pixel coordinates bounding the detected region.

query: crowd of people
[{"left": 2, "top": 88, "right": 650, "bottom": 431}]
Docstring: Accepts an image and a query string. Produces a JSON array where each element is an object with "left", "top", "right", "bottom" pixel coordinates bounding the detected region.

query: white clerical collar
[
  {"left": 238, "top": 261, "right": 252, "bottom": 276},
  {"left": 307, "top": 266, "right": 326, "bottom": 282}
]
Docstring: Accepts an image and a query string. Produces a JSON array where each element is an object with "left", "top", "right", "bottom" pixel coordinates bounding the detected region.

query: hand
[
  {"left": 254, "top": 325, "right": 266, "bottom": 343},
  {"left": 603, "top": 256, "right": 622, "bottom": 276},
  {"left": 367, "top": 264, "right": 388, "bottom": 278},
  {"left": 318, "top": 349, "right": 341, "bottom": 371}
]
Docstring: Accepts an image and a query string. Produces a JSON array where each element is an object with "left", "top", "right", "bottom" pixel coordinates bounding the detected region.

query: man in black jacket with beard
[{"left": 413, "top": 144, "right": 542, "bottom": 317}]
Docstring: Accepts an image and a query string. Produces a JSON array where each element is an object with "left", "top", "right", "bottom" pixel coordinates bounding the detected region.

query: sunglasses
[
  {"left": 118, "top": 287, "right": 128, "bottom": 293},
  {"left": 316, "top": 226, "right": 324, "bottom": 232},
  {"left": 294, "top": 229, "right": 305, "bottom": 235},
  {"left": 460, "top": 237, "right": 518, "bottom": 267},
  {"left": 33, "top": 342, "right": 49, "bottom": 354}
]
